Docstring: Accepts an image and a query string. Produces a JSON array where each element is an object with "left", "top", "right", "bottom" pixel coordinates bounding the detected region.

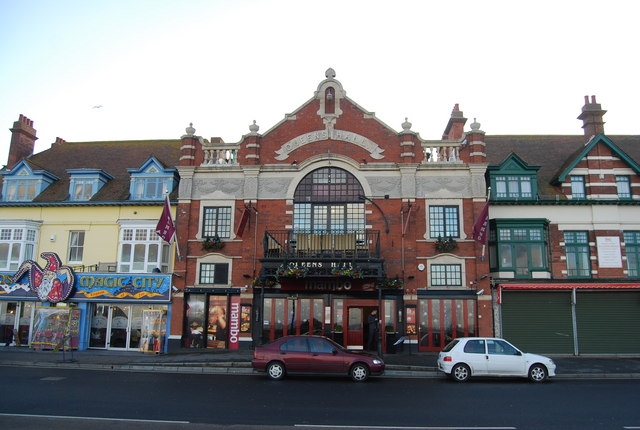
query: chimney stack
[
  {"left": 7, "top": 114, "right": 38, "bottom": 169},
  {"left": 442, "top": 103, "right": 467, "bottom": 140},
  {"left": 578, "top": 95, "right": 606, "bottom": 137}
]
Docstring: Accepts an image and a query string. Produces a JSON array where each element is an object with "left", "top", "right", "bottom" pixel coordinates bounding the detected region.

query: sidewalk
[{"left": 2, "top": 346, "right": 640, "bottom": 379}]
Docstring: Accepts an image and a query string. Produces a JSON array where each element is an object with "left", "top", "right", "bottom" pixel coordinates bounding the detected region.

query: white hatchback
[{"left": 437, "top": 337, "right": 556, "bottom": 383}]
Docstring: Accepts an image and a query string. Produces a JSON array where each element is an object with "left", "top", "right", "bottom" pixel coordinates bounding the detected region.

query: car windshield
[{"left": 441, "top": 339, "right": 460, "bottom": 352}]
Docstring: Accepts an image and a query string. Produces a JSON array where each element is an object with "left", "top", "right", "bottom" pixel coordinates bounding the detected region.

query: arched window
[{"left": 293, "top": 167, "right": 364, "bottom": 233}]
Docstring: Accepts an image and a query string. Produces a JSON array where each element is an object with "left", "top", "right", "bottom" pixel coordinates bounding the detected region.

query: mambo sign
[
  {"left": 0, "top": 272, "right": 171, "bottom": 302},
  {"left": 280, "top": 278, "right": 376, "bottom": 292}
]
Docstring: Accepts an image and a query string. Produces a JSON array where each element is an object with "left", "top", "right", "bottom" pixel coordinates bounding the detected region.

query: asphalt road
[{"left": 0, "top": 366, "right": 639, "bottom": 430}]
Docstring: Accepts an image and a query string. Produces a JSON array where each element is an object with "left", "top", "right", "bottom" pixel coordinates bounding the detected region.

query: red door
[{"left": 346, "top": 307, "right": 363, "bottom": 349}]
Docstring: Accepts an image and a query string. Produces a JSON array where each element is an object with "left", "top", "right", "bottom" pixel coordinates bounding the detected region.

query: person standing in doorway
[{"left": 367, "top": 309, "right": 378, "bottom": 351}]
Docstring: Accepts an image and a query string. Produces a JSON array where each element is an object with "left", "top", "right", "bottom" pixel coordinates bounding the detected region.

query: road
[{"left": 0, "top": 366, "right": 638, "bottom": 430}]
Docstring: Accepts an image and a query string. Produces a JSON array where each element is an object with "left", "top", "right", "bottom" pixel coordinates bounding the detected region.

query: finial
[
  {"left": 185, "top": 122, "right": 195, "bottom": 136},
  {"left": 249, "top": 120, "right": 259, "bottom": 133},
  {"left": 470, "top": 118, "right": 481, "bottom": 131},
  {"left": 325, "top": 68, "right": 336, "bottom": 79},
  {"left": 402, "top": 117, "right": 412, "bottom": 131}
]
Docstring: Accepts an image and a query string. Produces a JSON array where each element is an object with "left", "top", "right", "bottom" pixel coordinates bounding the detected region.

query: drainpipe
[{"left": 571, "top": 288, "right": 579, "bottom": 356}]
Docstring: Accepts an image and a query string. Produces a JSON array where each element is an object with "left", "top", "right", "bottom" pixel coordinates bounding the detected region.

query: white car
[{"left": 437, "top": 337, "right": 556, "bottom": 383}]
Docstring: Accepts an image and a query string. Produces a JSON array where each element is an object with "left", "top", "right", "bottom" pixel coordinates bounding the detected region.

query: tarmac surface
[{"left": 2, "top": 345, "right": 640, "bottom": 379}]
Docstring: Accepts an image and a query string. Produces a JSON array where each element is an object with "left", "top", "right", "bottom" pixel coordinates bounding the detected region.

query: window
[
  {"left": 487, "top": 339, "right": 519, "bottom": 355},
  {"left": 68, "top": 231, "right": 85, "bottom": 263},
  {"left": 494, "top": 176, "right": 533, "bottom": 199},
  {"left": 5, "top": 180, "right": 38, "bottom": 201},
  {"left": 67, "top": 169, "right": 112, "bottom": 201},
  {"left": 199, "top": 263, "right": 229, "bottom": 284},
  {"left": 281, "top": 337, "right": 309, "bottom": 352},
  {"left": 565, "top": 231, "right": 591, "bottom": 278},
  {"left": 118, "top": 226, "right": 170, "bottom": 273},
  {"left": 570, "top": 176, "right": 586, "bottom": 199},
  {"left": 203, "top": 207, "right": 232, "bottom": 238},
  {"left": 489, "top": 221, "right": 548, "bottom": 277},
  {"left": 463, "top": 339, "right": 485, "bottom": 354},
  {"left": 624, "top": 231, "right": 640, "bottom": 278},
  {"left": 131, "top": 177, "right": 169, "bottom": 200},
  {"left": 293, "top": 167, "right": 365, "bottom": 233},
  {"left": 71, "top": 179, "right": 96, "bottom": 200},
  {"left": 429, "top": 206, "right": 459, "bottom": 238},
  {"left": 431, "top": 264, "right": 462, "bottom": 287},
  {"left": 616, "top": 176, "right": 631, "bottom": 199},
  {"left": 0, "top": 226, "right": 37, "bottom": 270}
]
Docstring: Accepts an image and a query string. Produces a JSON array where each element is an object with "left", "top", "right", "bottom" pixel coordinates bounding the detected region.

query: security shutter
[
  {"left": 576, "top": 291, "right": 640, "bottom": 354},
  {"left": 501, "top": 291, "right": 574, "bottom": 354}
]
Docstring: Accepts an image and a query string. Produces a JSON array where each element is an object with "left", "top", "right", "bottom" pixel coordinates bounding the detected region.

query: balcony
[{"left": 260, "top": 229, "right": 383, "bottom": 278}]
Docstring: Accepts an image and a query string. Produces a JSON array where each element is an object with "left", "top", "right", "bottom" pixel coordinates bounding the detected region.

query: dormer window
[
  {"left": 128, "top": 157, "right": 177, "bottom": 201},
  {"left": 488, "top": 154, "right": 539, "bottom": 201},
  {"left": 67, "top": 169, "right": 113, "bottom": 201},
  {"left": 0, "top": 161, "right": 57, "bottom": 202}
]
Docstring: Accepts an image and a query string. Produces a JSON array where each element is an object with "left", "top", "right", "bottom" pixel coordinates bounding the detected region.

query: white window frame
[
  {"left": 68, "top": 231, "right": 85, "bottom": 264},
  {"left": 424, "top": 198, "right": 467, "bottom": 240},
  {"left": 0, "top": 221, "right": 40, "bottom": 270},
  {"left": 196, "top": 255, "right": 233, "bottom": 287},
  {"left": 117, "top": 220, "right": 170, "bottom": 273},
  {"left": 426, "top": 254, "right": 468, "bottom": 289}
]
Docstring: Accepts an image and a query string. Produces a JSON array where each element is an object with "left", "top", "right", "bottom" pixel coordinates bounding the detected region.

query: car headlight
[{"left": 372, "top": 359, "right": 382, "bottom": 365}]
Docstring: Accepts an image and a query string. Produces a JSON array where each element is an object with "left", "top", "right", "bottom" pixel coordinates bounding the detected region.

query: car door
[
  {"left": 279, "top": 338, "right": 313, "bottom": 373},
  {"left": 308, "top": 337, "right": 347, "bottom": 374},
  {"left": 486, "top": 339, "right": 527, "bottom": 376},
  {"left": 460, "top": 339, "right": 488, "bottom": 375}
]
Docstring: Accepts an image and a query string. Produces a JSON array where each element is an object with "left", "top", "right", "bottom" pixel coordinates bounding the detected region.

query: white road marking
[
  {"left": 0, "top": 413, "right": 189, "bottom": 424},
  {"left": 295, "top": 425, "right": 516, "bottom": 430}
]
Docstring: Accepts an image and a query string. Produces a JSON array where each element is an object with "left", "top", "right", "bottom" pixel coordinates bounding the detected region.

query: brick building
[
  {"left": 486, "top": 96, "right": 640, "bottom": 354},
  {"left": 170, "top": 69, "right": 492, "bottom": 353}
]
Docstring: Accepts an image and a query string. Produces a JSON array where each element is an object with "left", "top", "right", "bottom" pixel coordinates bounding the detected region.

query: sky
[{"left": 1, "top": 0, "right": 638, "bottom": 166}]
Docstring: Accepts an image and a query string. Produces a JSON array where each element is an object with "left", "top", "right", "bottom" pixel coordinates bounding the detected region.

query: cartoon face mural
[{"left": 13, "top": 252, "right": 75, "bottom": 303}]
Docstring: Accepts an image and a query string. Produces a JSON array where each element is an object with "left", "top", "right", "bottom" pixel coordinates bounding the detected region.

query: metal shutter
[
  {"left": 576, "top": 291, "right": 640, "bottom": 354},
  {"left": 501, "top": 291, "right": 574, "bottom": 354}
]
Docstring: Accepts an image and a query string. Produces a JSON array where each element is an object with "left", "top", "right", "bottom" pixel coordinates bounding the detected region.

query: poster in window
[
  {"left": 139, "top": 309, "right": 166, "bottom": 354},
  {"left": 240, "top": 305, "right": 252, "bottom": 333},
  {"left": 31, "top": 307, "right": 80, "bottom": 350},
  {"left": 406, "top": 306, "right": 416, "bottom": 335},
  {"left": 207, "top": 297, "right": 228, "bottom": 349}
]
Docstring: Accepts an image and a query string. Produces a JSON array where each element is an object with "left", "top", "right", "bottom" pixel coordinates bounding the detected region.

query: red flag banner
[
  {"left": 235, "top": 207, "right": 250, "bottom": 238},
  {"left": 472, "top": 201, "right": 490, "bottom": 243},
  {"left": 155, "top": 195, "right": 176, "bottom": 243}
]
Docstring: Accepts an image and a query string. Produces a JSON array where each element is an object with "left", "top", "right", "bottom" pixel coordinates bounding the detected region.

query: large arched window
[{"left": 293, "top": 167, "right": 365, "bottom": 233}]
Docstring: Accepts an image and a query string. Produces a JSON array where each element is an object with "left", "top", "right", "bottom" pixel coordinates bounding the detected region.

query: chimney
[
  {"left": 578, "top": 95, "right": 606, "bottom": 137},
  {"left": 442, "top": 103, "right": 467, "bottom": 140},
  {"left": 7, "top": 114, "right": 38, "bottom": 169}
]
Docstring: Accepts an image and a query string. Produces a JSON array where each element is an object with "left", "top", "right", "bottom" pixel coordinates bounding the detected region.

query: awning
[{"left": 502, "top": 283, "right": 640, "bottom": 290}]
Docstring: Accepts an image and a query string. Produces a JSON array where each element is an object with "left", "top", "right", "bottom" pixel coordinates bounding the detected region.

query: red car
[{"left": 252, "top": 335, "right": 385, "bottom": 382}]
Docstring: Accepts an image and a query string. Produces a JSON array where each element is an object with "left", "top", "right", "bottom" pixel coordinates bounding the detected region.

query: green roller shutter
[
  {"left": 576, "top": 291, "right": 640, "bottom": 354},
  {"left": 501, "top": 291, "right": 574, "bottom": 354}
]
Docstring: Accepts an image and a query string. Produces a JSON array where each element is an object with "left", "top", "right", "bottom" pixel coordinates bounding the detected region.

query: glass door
[
  {"left": 109, "top": 304, "right": 130, "bottom": 349},
  {"left": 346, "top": 307, "right": 363, "bottom": 349},
  {"left": 89, "top": 304, "right": 109, "bottom": 348},
  {"left": 17, "top": 302, "right": 35, "bottom": 346},
  {"left": 0, "top": 302, "right": 17, "bottom": 345}
]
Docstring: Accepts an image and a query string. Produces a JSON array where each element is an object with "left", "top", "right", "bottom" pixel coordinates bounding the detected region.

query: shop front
[
  {"left": 255, "top": 275, "right": 403, "bottom": 353},
  {"left": 0, "top": 258, "right": 173, "bottom": 352}
]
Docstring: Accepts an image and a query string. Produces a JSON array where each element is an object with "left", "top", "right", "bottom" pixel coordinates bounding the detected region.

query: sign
[
  {"left": 279, "top": 278, "right": 376, "bottom": 292},
  {"left": 274, "top": 128, "right": 385, "bottom": 160},
  {"left": 0, "top": 272, "right": 171, "bottom": 302},
  {"left": 228, "top": 296, "right": 241, "bottom": 350},
  {"left": 596, "top": 236, "right": 622, "bottom": 268},
  {"left": 13, "top": 252, "right": 75, "bottom": 303}
]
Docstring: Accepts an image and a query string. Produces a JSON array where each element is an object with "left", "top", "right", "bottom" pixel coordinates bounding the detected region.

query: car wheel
[
  {"left": 350, "top": 363, "right": 370, "bottom": 382},
  {"left": 528, "top": 363, "right": 548, "bottom": 383},
  {"left": 266, "top": 361, "right": 285, "bottom": 380},
  {"left": 451, "top": 363, "right": 471, "bottom": 382}
]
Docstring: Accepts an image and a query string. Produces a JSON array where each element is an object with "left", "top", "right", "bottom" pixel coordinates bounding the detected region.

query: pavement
[{"left": 2, "top": 345, "right": 640, "bottom": 379}]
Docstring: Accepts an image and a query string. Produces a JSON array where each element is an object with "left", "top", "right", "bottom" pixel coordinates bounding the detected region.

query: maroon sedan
[{"left": 252, "top": 335, "right": 385, "bottom": 382}]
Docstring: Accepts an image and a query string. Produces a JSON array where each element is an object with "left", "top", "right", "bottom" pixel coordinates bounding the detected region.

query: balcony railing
[{"left": 262, "top": 229, "right": 380, "bottom": 260}]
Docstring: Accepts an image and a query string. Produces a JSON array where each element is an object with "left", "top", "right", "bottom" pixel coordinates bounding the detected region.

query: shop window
[
  {"left": 68, "top": 231, "right": 85, "bottom": 263},
  {"left": 199, "top": 263, "right": 229, "bottom": 284},
  {"left": 418, "top": 298, "right": 475, "bottom": 351},
  {"left": 118, "top": 226, "right": 170, "bottom": 273},
  {"left": 565, "top": 231, "right": 591, "bottom": 278},
  {"left": 203, "top": 207, "right": 232, "bottom": 238},
  {"left": 489, "top": 220, "right": 549, "bottom": 278},
  {"left": 430, "top": 264, "right": 462, "bottom": 287},
  {"left": 624, "top": 231, "right": 640, "bottom": 278},
  {"left": 429, "top": 206, "right": 459, "bottom": 238},
  {"left": 617, "top": 176, "right": 632, "bottom": 199},
  {"left": 0, "top": 226, "right": 37, "bottom": 270}
]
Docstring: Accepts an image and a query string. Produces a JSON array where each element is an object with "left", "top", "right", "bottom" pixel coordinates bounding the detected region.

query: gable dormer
[
  {"left": 553, "top": 135, "right": 640, "bottom": 201},
  {"left": 488, "top": 153, "right": 540, "bottom": 200},
  {"left": 128, "top": 156, "right": 178, "bottom": 200},
  {"left": 66, "top": 169, "right": 113, "bottom": 201},
  {"left": 0, "top": 160, "right": 58, "bottom": 202}
]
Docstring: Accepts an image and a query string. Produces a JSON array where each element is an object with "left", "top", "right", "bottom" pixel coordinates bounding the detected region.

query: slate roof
[
  {"left": 0, "top": 139, "right": 182, "bottom": 204},
  {"left": 484, "top": 135, "right": 640, "bottom": 199}
]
